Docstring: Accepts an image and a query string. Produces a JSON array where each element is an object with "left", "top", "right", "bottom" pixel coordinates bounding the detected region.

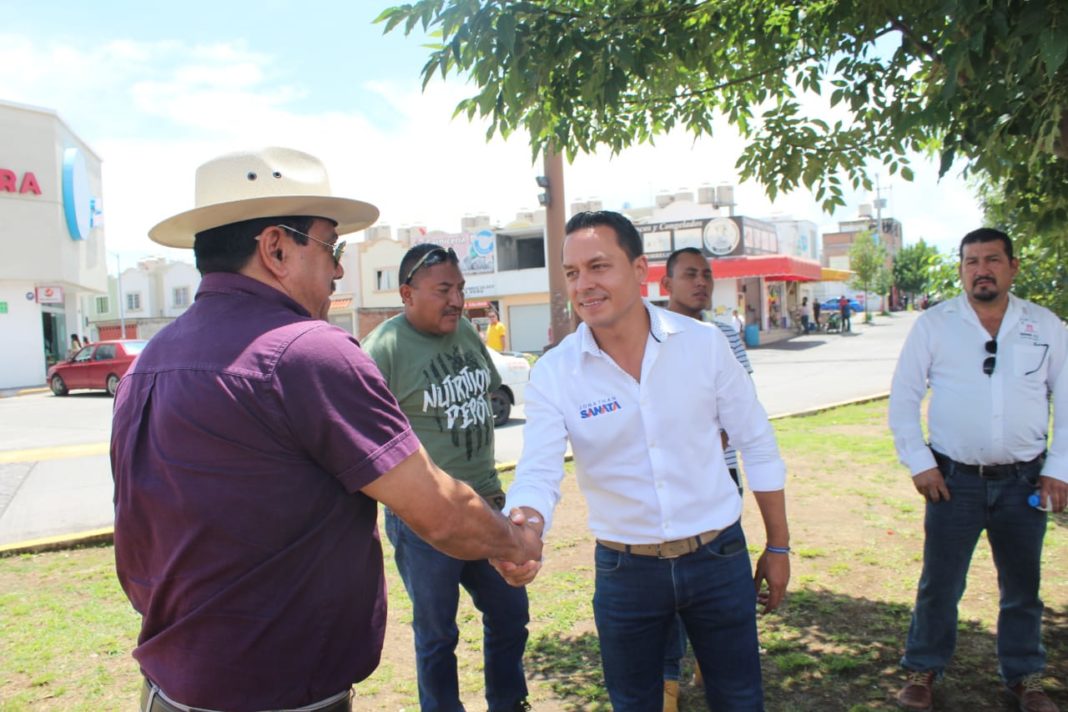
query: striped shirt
[{"left": 711, "top": 319, "right": 753, "bottom": 472}]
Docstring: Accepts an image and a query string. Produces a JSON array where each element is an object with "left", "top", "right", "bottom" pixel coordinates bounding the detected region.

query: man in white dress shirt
[
  {"left": 889, "top": 228, "right": 1066, "bottom": 712},
  {"left": 497, "top": 211, "right": 790, "bottom": 711}
]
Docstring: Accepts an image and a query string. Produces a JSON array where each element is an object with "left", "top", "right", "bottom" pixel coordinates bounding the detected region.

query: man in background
[
  {"left": 363, "top": 244, "right": 531, "bottom": 712},
  {"left": 889, "top": 228, "right": 1066, "bottom": 712}
]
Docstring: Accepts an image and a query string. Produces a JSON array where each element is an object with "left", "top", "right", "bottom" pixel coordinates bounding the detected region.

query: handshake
[{"left": 491, "top": 506, "right": 545, "bottom": 587}]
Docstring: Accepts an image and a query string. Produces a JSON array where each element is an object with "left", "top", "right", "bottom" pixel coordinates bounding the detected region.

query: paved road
[{"left": 0, "top": 311, "right": 918, "bottom": 548}]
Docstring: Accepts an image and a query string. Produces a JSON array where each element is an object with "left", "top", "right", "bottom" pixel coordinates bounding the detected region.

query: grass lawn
[{"left": 1, "top": 399, "right": 1065, "bottom": 710}]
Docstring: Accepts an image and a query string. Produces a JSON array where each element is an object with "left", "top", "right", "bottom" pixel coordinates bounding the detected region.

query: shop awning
[
  {"left": 820, "top": 267, "right": 853, "bottom": 281},
  {"left": 710, "top": 255, "right": 822, "bottom": 282}
]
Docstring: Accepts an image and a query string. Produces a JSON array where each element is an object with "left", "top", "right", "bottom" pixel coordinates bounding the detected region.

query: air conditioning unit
[
  {"left": 715, "top": 184, "right": 735, "bottom": 208},
  {"left": 674, "top": 190, "right": 695, "bottom": 203},
  {"left": 698, "top": 186, "right": 716, "bottom": 204},
  {"left": 655, "top": 193, "right": 674, "bottom": 208}
]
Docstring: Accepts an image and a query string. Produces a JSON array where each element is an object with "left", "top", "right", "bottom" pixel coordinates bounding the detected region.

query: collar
[
  {"left": 195, "top": 272, "right": 312, "bottom": 318},
  {"left": 953, "top": 292, "right": 1024, "bottom": 338},
  {"left": 575, "top": 299, "right": 684, "bottom": 359}
]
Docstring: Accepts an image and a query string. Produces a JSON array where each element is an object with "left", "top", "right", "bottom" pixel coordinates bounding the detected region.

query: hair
[
  {"left": 664, "top": 247, "right": 706, "bottom": 277},
  {"left": 959, "top": 228, "right": 1013, "bottom": 261},
  {"left": 194, "top": 215, "right": 317, "bottom": 274},
  {"left": 564, "top": 210, "right": 643, "bottom": 261},
  {"left": 399, "top": 243, "right": 460, "bottom": 285}
]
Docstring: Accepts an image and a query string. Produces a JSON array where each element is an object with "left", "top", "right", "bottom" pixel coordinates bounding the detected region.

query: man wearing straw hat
[{"left": 111, "top": 147, "right": 542, "bottom": 712}]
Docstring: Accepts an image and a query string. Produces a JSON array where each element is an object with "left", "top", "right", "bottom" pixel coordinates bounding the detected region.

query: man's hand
[
  {"left": 754, "top": 550, "right": 790, "bottom": 613},
  {"left": 912, "top": 467, "right": 950, "bottom": 502},
  {"left": 491, "top": 507, "right": 544, "bottom": 587},
  {"left": 1037, "top": 476, "right": 1068, "bottom": 513}
]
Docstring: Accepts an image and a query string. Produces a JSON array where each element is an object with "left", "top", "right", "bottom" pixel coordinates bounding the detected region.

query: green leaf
[{"left": 1038, "top": 28, "right": 1068, "bottom": 80}]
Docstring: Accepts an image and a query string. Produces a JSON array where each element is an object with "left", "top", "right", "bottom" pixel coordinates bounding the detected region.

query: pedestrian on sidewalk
[
  {"left": 889, "top": 227, "right": 1066, "bottom": 712},
  {"left": 497, "top": 211, "right": 790, "bottom": 711},
  {"left": 111, "top": 147, "right": 541, "bottom": 712}
]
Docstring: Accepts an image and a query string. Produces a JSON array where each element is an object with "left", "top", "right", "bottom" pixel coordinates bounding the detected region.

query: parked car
[
  {"left": 47, "top": 339, "right": 148, "bottom": 397},
  {"left": 487, "top": 349, "right": 530, "bottom": 426},
  {"left": 820, "top": 297, "right": 863, "bottom": 313}
]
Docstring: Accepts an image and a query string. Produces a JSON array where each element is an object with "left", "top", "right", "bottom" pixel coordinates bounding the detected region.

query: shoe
[
  {"left": 511, "top": 700, "right": 532, "bottom": 712},
  {"left": 1010, "top": 674, "right": 1059, "bottom": 712},
  {"left": 896, "top": 670, "right": 935, "bottom": 711},
  {"left": 663, "top": 679, "right": 679, "bottom": 712}
]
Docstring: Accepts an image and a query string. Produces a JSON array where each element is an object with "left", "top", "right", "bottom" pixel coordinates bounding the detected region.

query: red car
[{"left": 47, "top": 339, "right": 148, "bottom": 397}]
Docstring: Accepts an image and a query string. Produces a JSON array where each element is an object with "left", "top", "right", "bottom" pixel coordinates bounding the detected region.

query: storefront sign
[
  {"left": 63, "top": 147, "right": 102, "bottom": 241},
  {"left": 0, "top": 168, "right": 41, "bottom": 194},
  {"left": 36, "top": 286, "right": 64, "bottom": 304},
  {"left": 411, "top": 229, "right": 497, "bottom": 274}
]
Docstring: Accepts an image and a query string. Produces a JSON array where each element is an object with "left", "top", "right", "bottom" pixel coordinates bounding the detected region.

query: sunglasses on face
[
  {"left": 404, "top": 247, "right": 458, "bottom": 285},
  {"left": 982, "top": 339, "right": 997, "bottom": 376}
]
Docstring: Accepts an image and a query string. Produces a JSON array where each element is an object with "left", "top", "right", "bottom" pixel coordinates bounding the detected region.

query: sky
[{"left": 0, "top": 1, "right": 984, "bottom": 268}]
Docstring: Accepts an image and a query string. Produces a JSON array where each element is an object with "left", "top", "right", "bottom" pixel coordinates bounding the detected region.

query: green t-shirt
[{"left": 362, "top": 315, "right": 502, "bottom": 496}]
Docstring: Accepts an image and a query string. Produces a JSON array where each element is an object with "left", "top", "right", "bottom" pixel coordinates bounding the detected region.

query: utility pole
[
  {"left": 542, "top": 149, "right": 571, "bottom": 346},
  {"left": 115, "top": 253, "right": 126, "bottom": 339}
]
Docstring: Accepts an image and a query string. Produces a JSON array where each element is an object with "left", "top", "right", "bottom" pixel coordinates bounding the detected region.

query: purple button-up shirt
[{"left": 112, "top": 272, "right": 419, "bottom": 711}]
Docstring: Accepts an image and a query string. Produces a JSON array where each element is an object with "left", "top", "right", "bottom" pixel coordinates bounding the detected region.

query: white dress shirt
[
  {"left": 888, "top": 293, "right": 1067, "bottom": 481},
  {"left": 506, "top": 301, "right": 786, "bottom": 543}
]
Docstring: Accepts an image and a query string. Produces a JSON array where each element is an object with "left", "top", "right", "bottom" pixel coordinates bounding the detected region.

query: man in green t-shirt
[{"left": 362, "top": 244, "right": 530, "bottom": 712}]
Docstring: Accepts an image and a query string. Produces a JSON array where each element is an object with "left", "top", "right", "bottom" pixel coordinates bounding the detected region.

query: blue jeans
[
  {"left": 594, "top": 520, "right": 763, "bottom": 711},
  {"left": 385, "top": 511, "right": 529, "bottom": 712},
  {"left": 902, "top": 464, "right": 1048, "bottom": 685},
  {"left": 663, "top": 616, "right": 689, "bottom": 681}
]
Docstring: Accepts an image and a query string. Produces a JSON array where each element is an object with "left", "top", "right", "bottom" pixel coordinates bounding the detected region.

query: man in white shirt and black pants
[
  {"left": 889, "top": 228, "right": 1067, "bottom": 712},
  {"left": 494, "top": 211, "right": 790, "bottom": 711}
]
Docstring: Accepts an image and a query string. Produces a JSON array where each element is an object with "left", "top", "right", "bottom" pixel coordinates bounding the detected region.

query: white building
[
  {"left": 0, "top": 100, "right": 107, "bottom": 390},
  {"left": 85, "top": 258, "right": 201, "bottom": 341}
]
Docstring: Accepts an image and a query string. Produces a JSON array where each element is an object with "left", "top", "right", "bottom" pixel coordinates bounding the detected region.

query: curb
[
  {"left": 0, "top": 386, "right": 50, "bottom": 399},
  {"left": 768, "top": 392, "right": 890, "bottom": 421},
  {"left": 0, "top": 399, "right": 887, "bottom": 558},
  {"left": 0, "top": 526, "right": 114, "bottom": 558}
]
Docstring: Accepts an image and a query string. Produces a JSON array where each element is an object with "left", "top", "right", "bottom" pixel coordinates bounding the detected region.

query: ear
[
  {"left": 659, "top": 274, "right": 671, "bottom": 294},
  {"left": 399, "top": 283, "right": 413, "bottom": 306},
  {"left": 633, "top": 254, "right": 649, "bottom": 283},
  {"left": 255, "top": 225, "right": 290, "bottom": 280}
]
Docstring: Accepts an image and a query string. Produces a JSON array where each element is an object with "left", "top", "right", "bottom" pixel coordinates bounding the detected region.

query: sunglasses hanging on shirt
[{"left": 982, "top": 339, "right": 997, "bottom": 376}]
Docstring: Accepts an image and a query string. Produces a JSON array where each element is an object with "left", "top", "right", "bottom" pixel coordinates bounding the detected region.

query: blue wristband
[{"left": 765, "top": 545, "right": 791, "bottom": 555}]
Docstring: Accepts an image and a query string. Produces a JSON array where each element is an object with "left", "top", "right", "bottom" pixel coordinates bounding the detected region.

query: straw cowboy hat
[{"left": 149, "top": 147, "right": 379, "bottom": 248}]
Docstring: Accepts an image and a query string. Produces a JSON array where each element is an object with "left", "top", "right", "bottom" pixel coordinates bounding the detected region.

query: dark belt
[
  {"left": 140, "top": 680, "right": 351, "bottom": 712},
  {"left": 597, "top": 528, "right": 723, "bottom": 559},
  {"left": 933, "top": 451, "right": 1045, "bottom": 480}
]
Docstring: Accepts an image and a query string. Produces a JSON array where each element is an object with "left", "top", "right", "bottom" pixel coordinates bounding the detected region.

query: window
[
  {"left": 376, "top": 269, "right": 398, "bottom": 291},
  {"left": 95, "top": 296, "right": 109, "bottom": 314},
  {"left": 173, "top": 286, "right": 190, "bottom": 308},
  {"left": 94, "top": 344, "right": 117, "bottom": 360},
  {"left": 126, "top": 292, "right": 142, "bottom": 311}
]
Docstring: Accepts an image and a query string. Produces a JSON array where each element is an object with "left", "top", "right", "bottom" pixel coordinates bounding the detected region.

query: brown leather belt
[
  {"left": 597, "top": 528, "right": 723, "bottom": 559},
  {"left": 140, "top": 680, "right": 352, "bottom": 712}
]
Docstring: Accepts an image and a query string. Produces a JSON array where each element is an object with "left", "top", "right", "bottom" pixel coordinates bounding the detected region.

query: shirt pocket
[{"left": 1012, "top": 344, "right": 1048, "bottom": 378}]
